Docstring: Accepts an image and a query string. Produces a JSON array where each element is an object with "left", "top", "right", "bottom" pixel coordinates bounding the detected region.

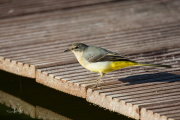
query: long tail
[{"left": 136, "top": 62, "right": 172, "bottom": 68}]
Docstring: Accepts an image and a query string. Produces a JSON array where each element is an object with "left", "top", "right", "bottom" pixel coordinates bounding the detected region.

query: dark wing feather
[
  {"left": 86, "top": 49, "right": 133, "bottom": 62},
  {"left": 96, "top": 51, "right": 132, "bottom": 62}
]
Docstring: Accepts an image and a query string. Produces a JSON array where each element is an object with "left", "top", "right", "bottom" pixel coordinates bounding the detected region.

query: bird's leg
[
  {"left": 96, "top": 72, "right": 105, "bottom": 83},
  {"left": 92, "top": 72, "right": 105, "bottom": 89},
  {"left": 88, "top": 72, "right": 104, "bottom": 83}
]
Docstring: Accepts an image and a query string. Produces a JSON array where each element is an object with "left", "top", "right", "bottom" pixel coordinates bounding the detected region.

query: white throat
[{"left": 72, "top": 51, "right": 83, "bottom": 62}]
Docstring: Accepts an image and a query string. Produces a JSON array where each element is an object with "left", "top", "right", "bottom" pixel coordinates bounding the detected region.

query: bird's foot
[
  {"left": 87, "top": 80, "right": 104, "bottom": 83},
  {"left": 90, "top": 84, "right": 103, "bottom": 89}
]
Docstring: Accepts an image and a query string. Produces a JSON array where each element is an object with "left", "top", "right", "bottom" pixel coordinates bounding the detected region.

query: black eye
[{"left": 75, "top": 46, "right": 79, "bottom": 49}]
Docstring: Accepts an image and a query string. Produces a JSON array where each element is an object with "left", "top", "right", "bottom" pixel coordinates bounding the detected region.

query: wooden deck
[{"left": 0, "top": 0, "right": 180, "bottom": 119}]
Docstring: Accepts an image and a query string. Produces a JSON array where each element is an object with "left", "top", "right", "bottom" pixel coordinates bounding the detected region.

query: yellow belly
[
  {"left": 108, "top": 61, "right": 137, "bottom": 73},
  {"left": 84, "top": 61, "right": 137, "bottom": 73}
]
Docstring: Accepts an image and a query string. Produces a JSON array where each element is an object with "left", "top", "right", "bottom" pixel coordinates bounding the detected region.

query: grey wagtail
[{"left": 64, "top": 43, "right": 171, "bottom": 87}]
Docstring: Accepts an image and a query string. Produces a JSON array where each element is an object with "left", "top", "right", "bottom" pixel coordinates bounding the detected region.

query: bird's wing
[
  {"left": 86, "top": 48, "right": 132, "bottom": 62},
  {"left": 96, "top": 50, "right": 132, "bottom": 62}
]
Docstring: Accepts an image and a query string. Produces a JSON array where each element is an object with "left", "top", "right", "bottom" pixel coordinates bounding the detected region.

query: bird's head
[{"left": 64, "top": 43, "right": 88, "bottom": 53}]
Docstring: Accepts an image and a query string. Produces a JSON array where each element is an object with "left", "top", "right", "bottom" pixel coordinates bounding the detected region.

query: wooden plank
[
  {"left": 0, "top": 0, "right": 114, "bottom": 19},
  {"left": 86, "top": 88, "right": 140, "bottom": 119},
  {"left": 0, "top": 57, "right": 35, "bottom": 78},
  {"left": 36, "top": 69, "right": 87, "bottom": 98}
]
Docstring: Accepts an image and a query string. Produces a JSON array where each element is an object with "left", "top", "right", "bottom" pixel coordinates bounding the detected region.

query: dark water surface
[{"left": 0, "top": 70, "right": 133, "bottom": 120}]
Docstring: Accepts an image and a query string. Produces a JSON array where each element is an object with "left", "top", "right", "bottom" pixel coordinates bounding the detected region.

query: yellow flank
[{"left": 103, "top": 61, "right": 138, "bottom": 73}]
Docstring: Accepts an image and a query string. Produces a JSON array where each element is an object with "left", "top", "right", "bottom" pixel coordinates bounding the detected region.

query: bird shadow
[{"left": 118, "top": 72, "right": 180, "bottom": 85}]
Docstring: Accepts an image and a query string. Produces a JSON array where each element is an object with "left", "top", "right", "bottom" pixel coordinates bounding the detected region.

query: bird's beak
[{"left": 64, "top": 49, "right": 70, "bottom": 52}]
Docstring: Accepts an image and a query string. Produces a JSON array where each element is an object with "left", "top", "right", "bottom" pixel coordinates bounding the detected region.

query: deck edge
[
  {"left": 0, "top": 57, "right": 35, "bottom": 78},
  {"left": 36, "top": 69, "right": 87, "bottom": 98},
  {"left": 86, "top": 88, "right": 140, "bottom": 120},
  {"left": 140, "top": 108, "right": 173, "bottom": 120}
]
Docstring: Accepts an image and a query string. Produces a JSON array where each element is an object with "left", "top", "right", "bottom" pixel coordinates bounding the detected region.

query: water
[
  {"left": 0, "top": 103, "right": 39, "bottom": 120},
  {"left": 0, "top": 70, "right": 133, "bottom": 120}
]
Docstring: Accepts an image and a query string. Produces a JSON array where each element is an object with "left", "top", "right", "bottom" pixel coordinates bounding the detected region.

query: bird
[{"left": 64, "top": 43, "right": 171, "bottom": 87}]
